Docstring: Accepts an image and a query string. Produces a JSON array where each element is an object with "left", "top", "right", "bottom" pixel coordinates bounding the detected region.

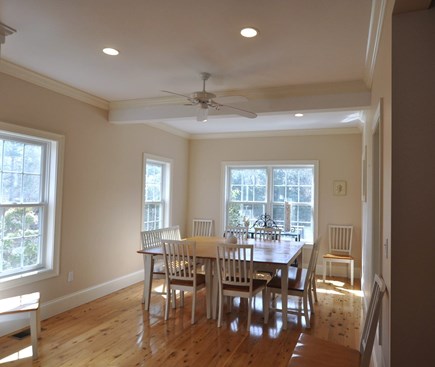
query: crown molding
[
  {"left": 179, "top": 126, "right": 361, "bottom": 140},
  {"left": 0, "top": 59, "right": 109, "bottom": 110},
  {"left": 364, "top": 0, "right": 387, "bottom": 87}
]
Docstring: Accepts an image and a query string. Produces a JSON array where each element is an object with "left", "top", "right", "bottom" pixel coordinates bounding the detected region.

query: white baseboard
[{"left": 0, "top": 270, "right": 143, "bottom": 338}]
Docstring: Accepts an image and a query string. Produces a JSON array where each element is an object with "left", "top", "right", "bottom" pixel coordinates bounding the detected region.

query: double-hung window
[
  {"left": 0, "top": 122, "right": 63, "bottom": 289},
  {"left": 224, "top": 161, "right": 318, "bottom": 243},
  {"left": 142, "top": 155, "right": 171, "bottom": 230}
]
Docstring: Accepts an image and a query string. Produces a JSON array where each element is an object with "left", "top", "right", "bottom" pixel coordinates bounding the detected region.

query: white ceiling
[{"left": 0, "top": 0, "right": 376, "bottom": 137}]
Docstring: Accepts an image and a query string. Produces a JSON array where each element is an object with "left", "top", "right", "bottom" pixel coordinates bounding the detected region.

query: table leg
[
  {"left": 205, "top": 259, "right": 212, "bottom": 319},
  {"left": 142, "top": 254, "right": 154, "bottom": 310},
  {"left": 281, "top": 264, "right": 288, "bottom": 330},
  {"left": 212, "top": 261, "right": 218, "bottom": 320},
  {"left": 30, "top": 308, "right": 40, "bottom": 359}
]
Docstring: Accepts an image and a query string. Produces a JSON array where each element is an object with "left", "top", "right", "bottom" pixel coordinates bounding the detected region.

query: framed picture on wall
[{"left": 333, "top": 180, "right": 347, "bottom": 196}]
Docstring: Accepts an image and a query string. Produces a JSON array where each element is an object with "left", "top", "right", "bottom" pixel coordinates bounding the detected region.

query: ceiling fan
[{"left": 162, "top": 72, "right": 257, "bottom": 122}]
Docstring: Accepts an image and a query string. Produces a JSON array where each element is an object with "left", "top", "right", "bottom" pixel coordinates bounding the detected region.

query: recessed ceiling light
[
  {"left": 295, "top": 113, "right": 304, "bottom": 117},
  {"left": 103, "top": 47, "right": 119, "bottom": 56},
  {"left": 240, "top": 27, "right": 259, "bottom": 38}
]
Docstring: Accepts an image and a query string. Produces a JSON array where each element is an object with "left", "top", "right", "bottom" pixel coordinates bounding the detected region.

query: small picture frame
[{"left": 333, "top": 180, "right": 347, "bottom": 196}]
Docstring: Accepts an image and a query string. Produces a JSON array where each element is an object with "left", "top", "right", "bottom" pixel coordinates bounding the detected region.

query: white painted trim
[
  {"left": 189, "top": 127, "right": 362, "bottom": 140},
  {"left": 364, "top": 0, "right": 387, "bottom": 87},
  {"left": 0, "top": 59, "right": 109, "bottom": 110},
  {"left": 0, "top": 270, "right": 143, "bottom": 337},
  {"left": 0, "top": 121, "right": 64, "bottom": 291}
]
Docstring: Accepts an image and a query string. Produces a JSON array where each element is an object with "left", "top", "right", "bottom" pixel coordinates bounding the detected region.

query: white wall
[
  {"left": 188, "top": 133, "right": 362, "bottom": 275},
  {"left": 0, "top": 72, "right": 189, "bottom": 334}
]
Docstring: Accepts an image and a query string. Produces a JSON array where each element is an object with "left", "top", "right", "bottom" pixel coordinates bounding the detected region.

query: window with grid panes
[{"left": 225, "top": 162, "right": 317, "bottom": 243}]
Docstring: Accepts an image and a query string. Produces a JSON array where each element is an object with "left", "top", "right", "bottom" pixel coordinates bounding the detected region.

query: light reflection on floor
[{"left": 0, "top": 346, "right": 32, "bottom": 364}]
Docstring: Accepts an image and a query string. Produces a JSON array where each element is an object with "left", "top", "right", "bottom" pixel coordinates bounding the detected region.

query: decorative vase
[{"left": 226, "top": 235, "right": 238, "bottom": 244}]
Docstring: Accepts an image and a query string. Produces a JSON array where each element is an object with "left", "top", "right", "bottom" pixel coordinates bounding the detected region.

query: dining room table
[{"left": 137, "top": 236, "right": 304, "bottom": 330}]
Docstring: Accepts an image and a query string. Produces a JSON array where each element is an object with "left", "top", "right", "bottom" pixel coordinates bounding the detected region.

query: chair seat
[
  {"left": 268, "top": 268, "right": 308, "bottom": 292},
  {"left": 171, "top": 273, "right": 206, "bottom": 287},
  {"left": 323, "top": 253, "right": 354, "bottom": 260},
  {"left": 288, "top": 333, "right": 360, "bottom": 367},
  {"left": 223, "top": 278, "right": 268, "bottom": 293}
]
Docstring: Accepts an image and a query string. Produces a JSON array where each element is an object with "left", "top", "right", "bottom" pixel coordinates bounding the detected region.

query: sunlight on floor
[
  {"left": 0, "top": 346, "right": 32, "bottom": 364},
  {"left": 320, "top": 279, "right": 345, "bottom": 287},
  {"left": 315, "top": 288, "right": 344, "bottom": 296},
  {"left": 337, "top": 287, "right": 364, "bottom": 297}
]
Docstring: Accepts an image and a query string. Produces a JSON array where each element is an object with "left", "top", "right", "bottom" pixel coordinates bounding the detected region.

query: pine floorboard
[{"left": 0, "top": 276, "right": 362, "bottom": 366}]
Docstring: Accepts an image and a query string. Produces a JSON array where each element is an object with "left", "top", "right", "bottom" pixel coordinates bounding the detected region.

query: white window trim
[
  {"left": 142, "top": 153, "right": 173, "bottom": 230},
  {"left": 0, "top": 121, "right": 64, "bottom": 290},
  {"left": 221, "top": 160, "right": 319, "bottom": 243}
]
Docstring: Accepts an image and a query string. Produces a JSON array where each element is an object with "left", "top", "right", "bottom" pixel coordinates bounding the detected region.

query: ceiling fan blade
[
  {"left": 215, "top": 103, "right": 257, "bottom": 119},
  {"left": 213, "top": 95, "right": 248, "bottom": 104},
  {"left": 161, "top": 90, "right": 197, "bottom": 104}
]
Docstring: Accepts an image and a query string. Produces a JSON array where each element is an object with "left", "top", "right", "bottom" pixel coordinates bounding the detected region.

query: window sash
[
  {"left": 0, "top": 122, "right": 62, "bottom": 288},
  {"left": 143, "top": 156, "right": 171, "bottom": 231},
  {"left": 225, "top": 163, "right": 316, "bottom": 242}
]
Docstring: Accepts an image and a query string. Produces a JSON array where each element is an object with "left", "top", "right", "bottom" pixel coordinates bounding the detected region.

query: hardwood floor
[{"left": 0, "top": 277, "right": 362, "bottom": 366}]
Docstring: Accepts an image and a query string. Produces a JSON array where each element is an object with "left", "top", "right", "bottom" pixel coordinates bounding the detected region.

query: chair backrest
[
  {"left": 162, "top": 239, "right": 197, "bottom": 283},
  {"left": 304, "top": 238, "right": 320, "bottom": 289},
  {"left": 192, "top": 219, "right": 213, "bottom": 236},
  {"left": 328, "top": 225, "right": 353, "bottom": 255},
  {"left": 307, "top": 238, "right": 320, "bottom": 281},
  {"left": 360, "top": 274, "right": 386, "bottom": 367},
  {"left": 224, "top": 225, "right": 249, "bottom": 240},
  {"left": 161, "top": 225, "right": 181, "bottom": 240},
  {"left": 216, "top": 243, "right": 254, "bottom": 290},
  {"left": 141, "top": 225, "right": 181, "bottom": 249},
  {"left": 254, "top": 227, "right": 282, "bottom": 241}
]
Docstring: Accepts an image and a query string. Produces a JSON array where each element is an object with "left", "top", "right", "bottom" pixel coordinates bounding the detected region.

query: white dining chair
[
  {"left": 162, "top": 239, "right": 206, "bottom": 324},
  {"left": 224, "top": 225, "right": 249, "bottom": 241},
  {"left": 323, "top": 225, "right": 354, "bottom": 286},
  {"left": 140, "top": 226, "right": 181, "bottom": 300},
  {"left": 215, "top": 243, "right": 269, "bottom": 330},
  {"left": 254, "top": 227, "right": 282, "bottom": 241},
  {"left": 192, "top": 219, "right": 214, "bottom": 237},
  {"left": 265, "top": 239, "right": 320, "bottom": 328}
]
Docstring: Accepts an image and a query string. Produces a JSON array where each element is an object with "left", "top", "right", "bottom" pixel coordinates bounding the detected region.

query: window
[
  {"left": 142, "top": 155, "right": 171, "bottom": 230},
  {"left": 0, "top": 122, "right": 63, "bottom": 289},
  {"left": 224, "top": 162, "right": 318, "bottom": 243}
]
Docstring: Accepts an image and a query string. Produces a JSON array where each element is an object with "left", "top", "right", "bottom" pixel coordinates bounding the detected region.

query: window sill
[{"left": 0, "top": 267, "right": 59, "bottom": 290}]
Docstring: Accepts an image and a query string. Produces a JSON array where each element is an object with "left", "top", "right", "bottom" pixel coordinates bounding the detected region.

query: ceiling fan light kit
[{"left": 162, "top": 72, "right": 257, "bottom": 123}]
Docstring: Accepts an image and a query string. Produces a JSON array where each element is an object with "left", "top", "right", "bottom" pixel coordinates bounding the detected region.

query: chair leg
[
  {"left": 30, "top": 309, "right": 39, "bottom": 359},
  {"left": 247, "top": 297, "right": 252, "bottom": 330},
  {"left": 180, "top": 290, "right": 185, "bottom": 307},
  {"left": 323, "top": 259, "right": 327, "bottom": 282},
  {"left": 191, "top": 290, "right": 196, "bottom": 324},
  {"left": 171, "top": 290, "right": 176, "bottom": 309},
  {"left": 303, "top": 294, "right": 310, "bottom": 328},
  {"left": 217, "top": 291, "right": 223, "bottom": 327},
  {"left": 308, "top": 287, "right": 314, "bottom": 314},
  {"left": 312, "top": 276, "right": 318, "bottom": 302},
  {"left": 165, "top": 285, "right": 171, "bottom": 321},
  {"left": 263, "top": 288, "right": 269, "bottom": 324},
  {"left": 350, "top": 260, "right": 354, "bottom": 286}
]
